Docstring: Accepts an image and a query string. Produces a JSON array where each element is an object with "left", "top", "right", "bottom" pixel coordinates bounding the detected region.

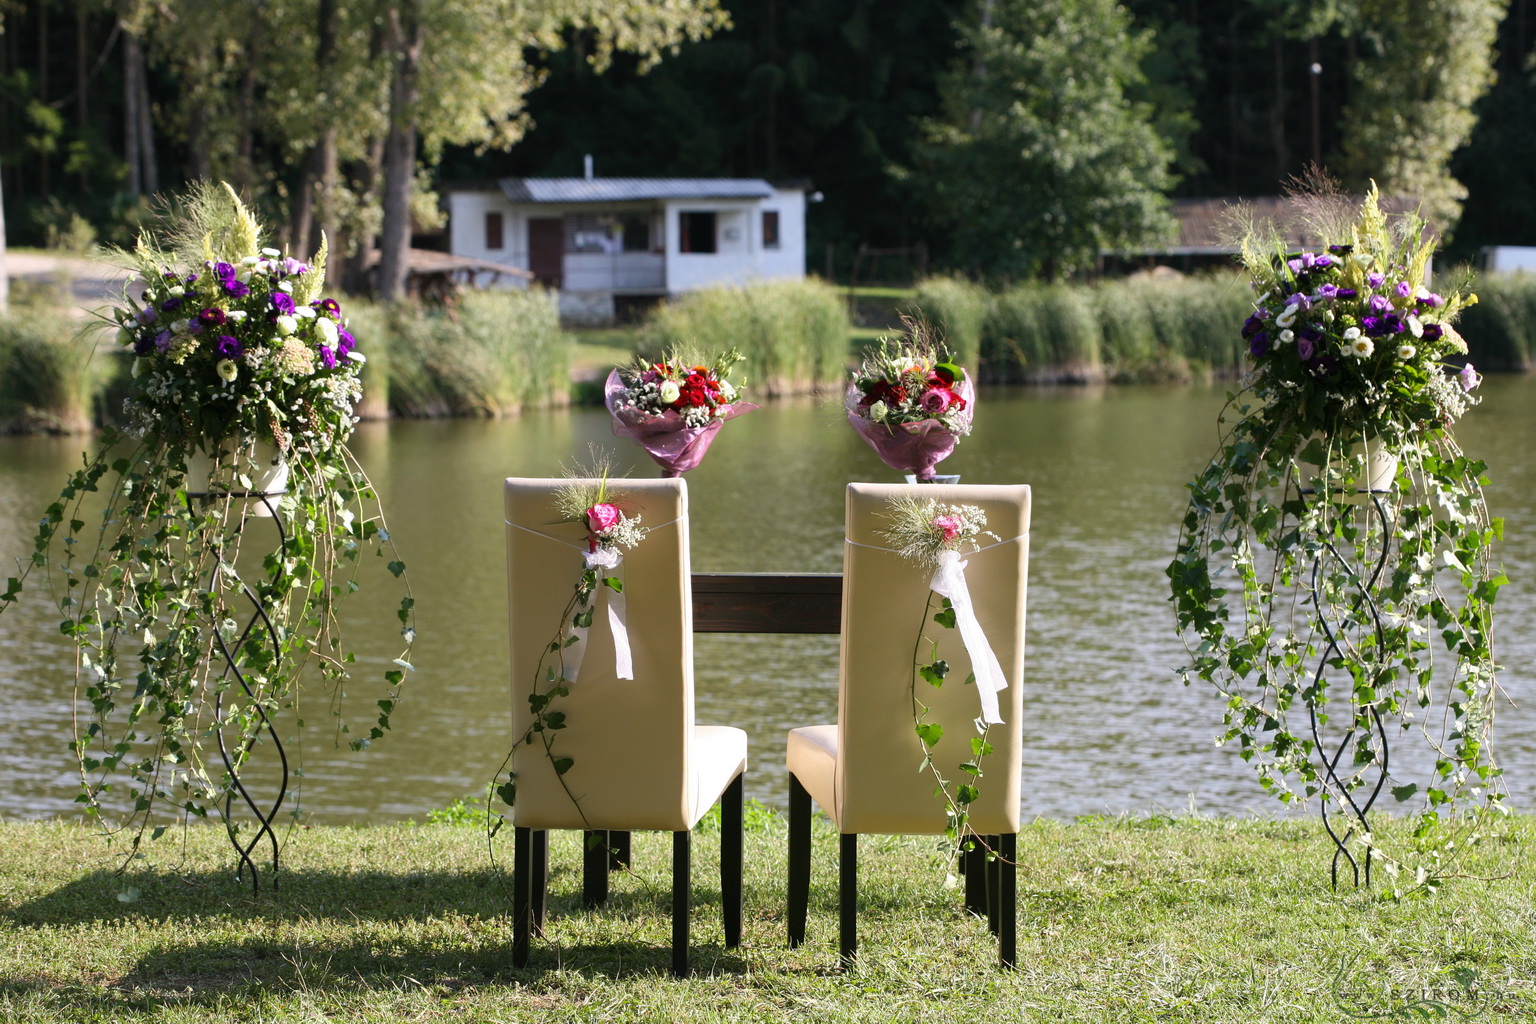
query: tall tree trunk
[
  {"left": 378, "top": 2, "right": 423, "bottom": 302},
  {"left": 123, "top": 27, "right": 142, "bottom": 196},
  {"left": 290, "top": 0, "right": 340, "bottom": 254},
  {"left": 136, "top": 37, "right": 158, "bottom": 196},
  {"left": 1, "top": 155, "right": 9, "bottom": 315}
]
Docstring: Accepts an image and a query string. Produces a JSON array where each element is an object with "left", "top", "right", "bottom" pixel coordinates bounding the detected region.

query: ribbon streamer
[
  {"left": 561, "top": 547, "right": 633, "bottom": 682},
  {"left": 928, "top": 548, "right": 1008, "bottom": 724}
]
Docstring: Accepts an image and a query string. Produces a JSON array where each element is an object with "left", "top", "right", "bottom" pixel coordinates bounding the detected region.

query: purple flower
[
  {"left": 1315, "top": 284, "right": 1339, "bottom": 301},
  {"left": 271, "top": 292, "right": 296, "bottom": 316},
  {"left": 1363, "top": 316, "right": 1389, "bottom": 337},
  {"left": 1417, "top": 292, "right": 1444, "bottom": 308},
  {"left": 336, "top": 326, "right": 356, "bottom": 357},
  {"left": 1328, "top": 244, "right": 1353, "bottom": 255},
  {"left": 317, "top": 345, "right": 338, "bottom": 370},
  {"left": 313, "top": 297, "right": 342, "bottom": 320},
  {"left": 1242, "top": 313, "right": 1268, "bottom": 339},
  {"left": 1336, "top": 288, "right": 1359, "bottom": 300},
  {"left": 1313, "top": 254, "right": 1334, "bottom": 268},
  {"left": 215, "top": 334, "right": 243, "bottom": 359},
  {"left": 199, "top": 307, "right": 227, "bottom": 327},
  {"left": 133, "top": 333, "right": 155, "bottom": 356},
  {"left": 284, "top": 258, "right": 310, "bottom": 276},
  {"left": 1367, "top": 272, "right": 1386, "bottom": 288},
  {"left": 1368, "top": 295, "right": 1393, "bottom": 314},
  {"left": 1297, "top": 335, "right": 1315, "bottom": 361},
  {"left": 154, "top": 330, "right": 172, "bottom": 353},
  {"left": 136, "top": 307, "right": 157, "bottom": 326},
  {"left": 160, "top": 297, "right": 183, "bottom": 314},
  {"left": 1394, "top": 280, "right": 1414, "bottom": 298},
  {"left": 1383, "top": 314, "right": 1406, "bottom": 334},
  {"left": 1422, "top": 323, "right": 1444, "bottom": 342},
  {"left": 1459, "top": 362, "right": 1481, "bottom": 391},
  {"left": 1285, "top": 293, "right": 1312, "bottom": 311},
  {"left": 223, "top": 279, "right": 250, "bottom": 299},
  {"left": 1307, "top": 354, "right": 1339, "bottom": 379},
  {"left": 1249, "top": 332, "right": 1271, "bottom": 358},
  {"left": 213, "top": 261, "right": 238, "bottom": 283}
]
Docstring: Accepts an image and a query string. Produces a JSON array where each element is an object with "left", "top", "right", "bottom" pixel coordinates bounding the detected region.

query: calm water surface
[{"left": 1, "top": 378, "right": 1532, "bottom": 823}]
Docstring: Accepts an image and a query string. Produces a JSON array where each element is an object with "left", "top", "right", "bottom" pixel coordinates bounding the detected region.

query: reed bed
[
  {"left": 641, "top": 278, "right": 848, "bottom": 395},
  {"left": 0, "top": 310, "right": 105, "bottom": 433}
]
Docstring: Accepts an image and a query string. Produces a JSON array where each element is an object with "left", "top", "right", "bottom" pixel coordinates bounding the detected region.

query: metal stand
[
  {"left": 188, "top": 487, "right": 290, "bottom": 893},
  {"left": 1305, "top": 491, "right": 1393, "bottom": 888}
]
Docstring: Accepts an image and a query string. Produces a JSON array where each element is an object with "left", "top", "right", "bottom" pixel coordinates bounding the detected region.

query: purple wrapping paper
[{"left": 845, "top": 376, "right": 975, "bottom": 480}]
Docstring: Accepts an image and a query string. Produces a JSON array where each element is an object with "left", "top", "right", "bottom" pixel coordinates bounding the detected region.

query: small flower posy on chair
[{"left": 882, "top": 496, "right": 1004, "bottom": 878}]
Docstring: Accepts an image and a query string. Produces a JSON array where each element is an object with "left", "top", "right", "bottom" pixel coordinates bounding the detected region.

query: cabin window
[
  {"left": 484, "top": 211, "right": 504, "bottom": 250},
  {"left": 679, "top": 211, "right": 717, "bottom": 254},
  {"left": 621, "top": 215, "right": 651, "bottom": 252},
  {"left": 762, "top": 210, "right": 780, "bottom": 250}
]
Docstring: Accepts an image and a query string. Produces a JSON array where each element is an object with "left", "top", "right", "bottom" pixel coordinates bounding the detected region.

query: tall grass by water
[
  {"left": 1, "top": 813, "right": 1532, "bottom": 1022},
  {"left": 0, "top": 309, "right": 105, "bottom": 433},
  {"left": 1460, "top": 272, "right": 1536, "bottom": 371},
  {"left": 641, "top": 278, "right": 849, "bottom": 395}
]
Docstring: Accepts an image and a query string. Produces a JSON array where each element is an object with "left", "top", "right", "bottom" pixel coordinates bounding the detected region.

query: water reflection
[{"left": 0, "top": 377, "right": 1530, "bottom": 822}]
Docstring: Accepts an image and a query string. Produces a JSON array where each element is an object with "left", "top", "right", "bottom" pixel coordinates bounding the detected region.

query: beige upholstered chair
[
  {"left": 786, "top": 482, "right": 1030, "bottom": 968},
  {"left": 505, "top": 477, "right": 748, "bottom": 978}
]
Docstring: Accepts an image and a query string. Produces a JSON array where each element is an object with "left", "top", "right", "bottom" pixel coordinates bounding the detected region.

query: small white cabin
[{"left": 445, "top": 177, "right": 808, "bottom": 323}]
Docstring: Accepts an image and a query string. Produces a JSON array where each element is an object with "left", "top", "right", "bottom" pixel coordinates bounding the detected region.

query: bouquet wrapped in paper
[
  {"left": 847, "top": 330, "right": 974, "bottom": 481},
  {"left": 605, "top": 350, "right": 756, "bottom": 476}
]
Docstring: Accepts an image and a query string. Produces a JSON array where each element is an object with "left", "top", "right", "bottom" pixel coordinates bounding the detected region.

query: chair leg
[
  {"left": 721, "top": 773, "right": 744, "bottom": 949},
  {"left": 672, "top": 830, "right": 691, "bottom": 979},
  {"left": 583, "top": 830, "right": 610, "bottom": 908},
  {"left": 608, "top": 830, "right": 632, "bottom": 870},
  {"left": 839, "top": 832, "right": 858, "bottom": 968},
  {"left": 513, "top": 827, "right": 531, "bottom": 967},
  {"left": 999, "top": 832, "right": 1017, "bottom": 969},
  {"left": 787, "top": 773, "right": 811, "bottom": 948},
  {"left": 963, "top": 836, "right": 988, "bottom": 917},
  {"left": 531, "top": 829, "right": 549, "bottom": 934}
]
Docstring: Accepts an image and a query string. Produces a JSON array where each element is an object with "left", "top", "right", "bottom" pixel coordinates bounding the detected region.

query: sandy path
[{"left": 3, "top": 251, "right": 135, "bottom": 316}]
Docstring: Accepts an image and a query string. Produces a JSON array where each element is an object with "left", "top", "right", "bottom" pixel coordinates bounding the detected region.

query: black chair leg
[
  {"left": 513, "top": 826, "right": 531, "bottom": 967},
  {"left": 721, "top": 773, "right": 744, "bottom": 948},
  {"left": 583, "top": 830, "right": 610, "bottom": 907},
  {"left": 963, "top": 836, "right": 988, "bottom": 916},
  {"left": 999, "top": 832, "right": 1017, "bottom": 969},
  {"left": 531, "top": 829, "right": 549, "bottom": 934},
  {"left": 787, "top": 774, "right": 811, "bottom": 948},
  {"left": 985, "top": 834, "right": 1002, "bottom": 936},
  {"left": 839, "top": 832, "right": 858, "bottom": 968},
  {"left": 672, "top": 830, "right": 691, "bottom": 978},
  {"left": 608, "top": 830, "right": 632, "bottom": 870}
]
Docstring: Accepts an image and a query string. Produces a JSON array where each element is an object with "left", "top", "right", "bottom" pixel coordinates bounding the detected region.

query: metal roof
[{"left": 498, "top": 177, "right": 778, "bottom": 204}]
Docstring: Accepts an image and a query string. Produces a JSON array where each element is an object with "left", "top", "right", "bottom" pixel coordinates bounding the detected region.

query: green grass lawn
[{"left": 1, "top": 812, "right": 1531, "bottom": 1022}]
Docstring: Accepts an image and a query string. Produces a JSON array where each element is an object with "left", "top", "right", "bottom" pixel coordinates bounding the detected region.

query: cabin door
[{"left": 528, "top": 217, "right": 564, "bottom": 289}]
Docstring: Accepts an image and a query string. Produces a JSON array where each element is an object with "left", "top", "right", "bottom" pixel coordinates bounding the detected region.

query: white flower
[
  {"left": 261, "top": 247, "right": 281, "bottom": 257},
  {"left": 658, "top": 380, "right": 682, "bottom": 404},
  {"left": 1278, "top": 329, "right": 1294, "bottom": 343},
  {"left": 1275, "top": 304, "right": 1299, "bottom": 328},
  {"left": 216, "top": 359, "right": 239, "bottom": 382},
  {"left": 346, "top": 351, "right": 367, "bottom": 363},
  {"left": 295, "top": 306, "right": 317, "bottom": 319},
  {"left": 869, "top": 400, "right": 889, "bottom": 422},
  {"left": 241, "top": 255, "right": 260, "bottom": 266},
  {"left": 1342, "top": 326, "right": 1361, "bottom": 341},
  {"left": 115, "top": 326, "right": 134, "bottom": 346},
  {"left": 277, "top": 280, "right": 294, "bottom": 294},
  {"left": 1397, "top": 344, "right": 1417, "bottom": 360},
  {"left": 719, "top": 381, "right": 737, "bottom": 402},
  {"left": 169, "top": 285, "right": 185, "bottom": 298},
  {"left": 1406, "top": 315, "right": 1423, "bottom": 338},
  {"left": 315, "top": 317, "right": 339, "bottom": 345},
  {"left": 228, "top": 310, "right": 248, "bottom": 322},
  {"left": 131, "top": 357, "right": 147, "bottom": 378},
  {"left": 275, "top": 314, "right": 298, "bottom": 336},
  {"left": 1349, "top": 336, "right": 1375, "bottom": 359}
]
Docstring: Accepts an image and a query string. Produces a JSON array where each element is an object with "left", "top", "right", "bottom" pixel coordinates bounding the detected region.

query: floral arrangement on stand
[
  {"left": 848, "top": 322, "right": 975, "bottom": 482},
  {"left": 882, "top": 496, "right": 1004, "bottom": 877},
  {"left": 496, "top": 465, "right": 646, "bottom": 825},
  {"left": 0, "top": 182, "right": 415, "bottom": 881},
  {"left": 605, "top": 349, "right": 755, "bottom": 475},
  {"left": 1168, "top": 181, "right": 1505, "bottom": 891}
]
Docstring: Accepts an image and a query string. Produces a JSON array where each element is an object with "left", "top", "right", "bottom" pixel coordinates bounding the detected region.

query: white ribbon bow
[
  {"left": 561, "top": 546, "right": 633, "bottom": 682},
  {"left": 928, "top": 548, "right": 1008, "bottom": 725}
]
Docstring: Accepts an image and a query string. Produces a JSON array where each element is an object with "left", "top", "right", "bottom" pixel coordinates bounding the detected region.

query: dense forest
[{"left": 2, "top": 0, "right": 1534, "bottom": 284}]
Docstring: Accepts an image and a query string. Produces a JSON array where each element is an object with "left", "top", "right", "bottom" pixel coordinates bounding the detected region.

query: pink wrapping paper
[
  {"left": 845, "top": 376, "right": 975, "bottom": 480},
  {"left": 605, "top": 369, "right": 758, "bottom": 476}
]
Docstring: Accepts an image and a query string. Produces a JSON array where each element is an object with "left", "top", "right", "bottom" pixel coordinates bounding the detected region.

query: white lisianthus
[
  {"left": 1349, "top": 336, "right": 1375, "bottom": 359},
  {"left": 228, "top": 310, "right": 248, "bottom": 322},
  {"left": 216, "top": 359, "right": 239, "bottom": 382},
  {"left": 346, "top": 351, "right": 367, "bottom": 363},
  {"left": 315, "top": 317, "right": 339, "bottom": 345},
  {"left": 277, "top": 280, "right": 294, "bottom": 293},
  {"left": 115, "top": 326, "right": 134, "bottom": 346},
  {"left": 1397, "top": 344, "right": 1417, "bottom": 360},
  {"left": 658, "top": 380, "right": 682, "bottom": 404},
  {"left": 169, "top": 285, "right": 185, "bottom": 298},
  {"left": 1407, "top": 315, "right": 1424, "bottom": 338},
  {"left": 1279, "top": 329, "right": 1295, "bottom": 343},
  {"left": 261, "top": 247, "right": 281, "bottom": 257},
  {"left": 295, "top": 306, "right": 317, "bottom": 319},
  {"left": 869, "top": 400, "right": 889, "bottom": 422},
  {"left": 1275, "top": 304, "right": 1300, "bottom": 328},
  {"left": 1342, "top": 326, "right": 1361, "bottom": 341},
  {"left": 275, "top": 314, "right": 298, "bottom": 336}
]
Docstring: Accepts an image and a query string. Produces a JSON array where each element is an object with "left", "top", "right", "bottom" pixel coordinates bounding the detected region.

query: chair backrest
[
  {"left": 837, "top": 482, "right": 1030, "bottom": 835},
  {"left": 505, "top": 477, "right": 695, "bottom": 831}
]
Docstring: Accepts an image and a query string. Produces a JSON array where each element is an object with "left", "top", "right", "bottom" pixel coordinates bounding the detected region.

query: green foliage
[
  {"left": 0, "top": 312, "right": 103, "bottom": 433},
  {"left": 640, "top": 278, "right": 848, "bottom": 395},
  {"left": 1456, "top": 272, "right": 1536, "bottom": 371},
  {"left": 912, "top": 0, "right": 1178, "bottom": 281},
  {"left": 908, "top": 277, "right": 989, "bottom": 371}
]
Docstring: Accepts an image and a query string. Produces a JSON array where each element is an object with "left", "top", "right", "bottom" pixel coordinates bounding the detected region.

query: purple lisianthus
[
  {"left": 215, "top": 334, "right": 243, "bottom": 359},
  {"left": 154, "top": 330, "right": 173, "bottom": 353},
  {"left": 1368, "top": 295, "right": 1393, "bottom": 314},
  {"left": 133, "top": 333, "right": 156, "bottom": 356},
  {"left": 1336, "top": 288, "right": 1359, "bottom": 301},
  {"left": 1242, "top": 313, "right": 1268, "bottom": 338},
  {"left": 1315, "top": 284, "right": 1339, "bottom": 301},
  {"left": 1383, "top": 314, "right": 1406, "bottom": 334},
  {"left": 271, "top": 292, "right": 296, "bottom": 316},
  {"left": 160, "top": 297, "right": 183, "bottom": 314},
  {"left": 213, "top": 261, "right": 238, "bottom": 283},
  {"left": 1366, "top": 271, "right": 1385, "bottom": 288},
  {"left": 136, "top": 306, "right": 157, "bottom": 326},
  {"left": 1284, "top": 292, "right": 1312, "bottom": 311},
  {"left": 1363, "top": 316, "right": 1388, "bottom": 337},
  {"left": 283, "top": 258, "right": 310, "bottom": 276},
  {"left": 1459, "top": 362, "right": 1481, "bottom": 391},
  {"left": 1394, "top": 280, "right": 1414, "bottom": 299},
  {"left": 1417, "top": 292, "right": 1444, "bottom": 308},
  {"left": 223, "top": 278, "right": 250, "bottom": 299},
  {"left": 316, "top": 345, "right": 338, "bottom": 370},
  {"left": 336, "top": 325, "right": 356, "bottom": 357},
  {"left": 1249, "top": 332, "right": 1271, "bottom": 358},
  {"left": 1307, "top": 354, "right": 1339, "bottom": 379},
  {"left": 1297, "top": 335, "right": 1316, "bottom": 360}
]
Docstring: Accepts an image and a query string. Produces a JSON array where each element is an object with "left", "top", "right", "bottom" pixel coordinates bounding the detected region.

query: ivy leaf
[
  {"left": 604, "top": 577, "right": 623, "bottom": 593},
  {"left": 552, "top": 757, "right": 575, "bottom": 776},
  {"left": 1391, "top": 783, "right": 1419, "bottom": 802},
  {"left": 919, "top": 660, "right": 950, "bottom": 687},
  {"left": 915, "top": 722, "right": 943, "bottom": 747},
  {"left": 387, "top": 561, "right": 406, "bottom": 578}
]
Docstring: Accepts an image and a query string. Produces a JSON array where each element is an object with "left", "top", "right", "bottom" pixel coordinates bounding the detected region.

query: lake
[{"left": 1, "top": 377, "right": 1531, "bottom": 823}]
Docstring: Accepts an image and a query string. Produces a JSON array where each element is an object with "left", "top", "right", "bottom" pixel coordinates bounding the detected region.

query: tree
[
  {"left": 1340, "top": 0, "right": 1507, "bottom": 234},
  {"left": 912, "top": 0, "right": 1178, "bottom": 281}
]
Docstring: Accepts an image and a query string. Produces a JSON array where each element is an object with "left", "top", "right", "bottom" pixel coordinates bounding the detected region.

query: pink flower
[
  {"left": 1459, "top": 363, "right": 1481, "bottom": 392},
  {"left": 931, "top": 514, "right": 963, "bottom": 542},
  {"left": 919, "top": 387, "right": 956, "bottom": 416},
  {"left": 586, "top": 503, "right": 621, "bottom": 534}
]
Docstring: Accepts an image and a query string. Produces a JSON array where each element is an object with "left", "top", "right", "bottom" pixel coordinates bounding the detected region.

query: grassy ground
[{"left": 1, "top": 812, "right": 1532, "bottom": 1022}]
